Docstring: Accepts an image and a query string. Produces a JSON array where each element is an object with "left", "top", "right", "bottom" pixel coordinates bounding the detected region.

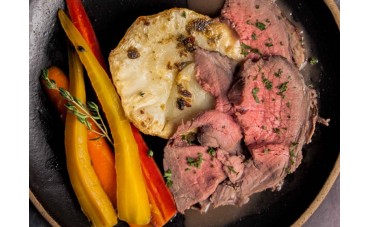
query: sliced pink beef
[
  {"left": 221, "top": 0, "right": 305, "bottom": 67},
  {"left": 229, "top": 56, "right": 318, "bottom": 164},
  {"left": 208, "top": 56, "right": 318, "bottom": 208},
  {"left": 172, "top": 110, "right": 243, "bottom": 154},
  {"left": 194, "top": 48, "right": 238, "bottom": 112},
  {"left": 163, "top": 145, "right": 226, "bottom": 213},
  {"left": 163, "top": 110, "right": 245, "bottom": 213}
]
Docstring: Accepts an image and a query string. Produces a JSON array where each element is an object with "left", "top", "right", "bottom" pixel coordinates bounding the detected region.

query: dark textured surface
[{"left": 29, "top": 0, "right": 340, "bottom": 226}]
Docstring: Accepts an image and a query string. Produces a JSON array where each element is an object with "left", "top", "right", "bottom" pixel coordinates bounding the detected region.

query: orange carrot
[
  {"left": 132, "top": 125, "right": 177, "bottom": 226},
  {"left": 41, "top": 66, "right": 117, "bottom": 207},
  {"left": 41, "top": 66, "right": 69, "bottom": 121},
  {"left": 87, "top": 123, "right": 117, "bottom": 208}
]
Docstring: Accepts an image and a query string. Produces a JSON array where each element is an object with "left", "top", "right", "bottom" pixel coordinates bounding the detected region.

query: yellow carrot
[
  {"left": 58, "top": 10, "right": 151, "bottom": 225},
  {"left": 64, "top": 47, "right": 117, "bottom": 227}
]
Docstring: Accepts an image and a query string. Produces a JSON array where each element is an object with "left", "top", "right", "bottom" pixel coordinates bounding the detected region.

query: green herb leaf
[
  {"left": 262, "top": 74, "right": 273, "bottom": 90},
  {"left": 252, "top": 87, "right": 260, "bottom": 103},
  {"left": 164, "top": 169, "right": 173, "bottom": 187},
  {"left": 274, "top": 68, "right": 283, "bottom": 77},
  {"left": 227, "top": 165, "right": 238, "bottom": 174},
  {"left": 251, "top": 32, "right": 257, "bottom": 40},
  {"left": 148, "top": 149, "right": 154, "bottom": 157},
  {"left": 255, "top": 21, "right": 266, "bottom": 30},
  {"left": 277, "top": 81, "right": 289, "bottom": 98},
  {"left": 289, "top": 142, "right": 298, "bottom": 166},
  {"left": 181, "top": 11, "right": 186, "bottom": 18},
  {"left": 265, "top": 42, "right": 273, "bottom": 47},
  {"left": 87, "top": 101, "right": 99, "bottom": 112},
  {"left": 309, "top": 57, "right": 319, "bottom": 65},
  {"left": 181, "top": 132, "right": 196, "bottom": 145},
  {"left": 186, "top": 153, "right": 203, "bottom": 168},
  {"left": 241, "top": 43, "right": 261, "bottom": 57},
  {"left": 207, "top": 147, "right": 217, "bottom": 159}
]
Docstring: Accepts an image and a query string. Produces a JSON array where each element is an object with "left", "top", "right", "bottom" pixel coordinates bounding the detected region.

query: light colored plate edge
[{"left": 29, "top": 190, "right": 61, "bottom": 227}]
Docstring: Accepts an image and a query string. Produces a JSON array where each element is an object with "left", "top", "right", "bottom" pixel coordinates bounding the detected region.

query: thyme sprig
[{"left": 41, "top": 69, "right": 113, "bottom": 144}]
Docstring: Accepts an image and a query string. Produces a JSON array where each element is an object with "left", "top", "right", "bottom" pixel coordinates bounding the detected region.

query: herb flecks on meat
[{"left": 186, "top": 153, "right": 203, "bottom": 168}]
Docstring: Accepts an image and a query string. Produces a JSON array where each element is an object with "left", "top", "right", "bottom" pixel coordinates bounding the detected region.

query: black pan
[{"left": 29, "top": 0, "right": 340, "bottom": 226}]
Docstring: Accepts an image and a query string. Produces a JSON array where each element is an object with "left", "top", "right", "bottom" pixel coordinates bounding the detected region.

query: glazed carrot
[
  {"left": 87, "top": 123, "right": 117, "bottom": 208},
  {"left": 59, "top": 10, "right": 151, "bottom": 224},
  {"left": 65, "top": 0, "right": 108, "bottom": 71},
  {"left": 64, "top": 2, "right": 177, "bottom": 224},
  {"left": 41, "top": 66, "right": 69, "bottom": 121},
  {"left": 41, "top": 66, "right": 117, "bottom": 208},
  {"left": 132, "top": 125, "right": 177, "bottom": 226},
  {"left": 64, "top": 47, "right": 117, "bottom": 226},
  {"left": 65, "top": 0, "right": 118, "bottom": 208}
]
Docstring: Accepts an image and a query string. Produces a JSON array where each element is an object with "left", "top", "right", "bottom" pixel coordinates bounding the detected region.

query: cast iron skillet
[{"left": 29, "top": 0, "right": 339, "bottom": 226}]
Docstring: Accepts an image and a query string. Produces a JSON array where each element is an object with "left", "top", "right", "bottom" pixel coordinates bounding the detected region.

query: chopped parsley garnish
[
  {"left": 181, "top": 11, "right": 186, "bottom": 18},
  {"left": 181, "top": 132, "right": 196, "bottom": 144},
  {"left": 252, "top": 87, "right": 260, "bottom": 103},
  {"left": 309, "top": 57, "right": 319, "bottom": 65},
  {"left": 241, "top": 43, "right": 249, "bottom": 56},
  {"left": 252, "top": 32, "right": 257, "bottom": 40},
  {"left": 207, "top": 147, "right": 217, "bottom": 159},
  {"left": 255, "top": 21, "right": 266, "bottom": 30},
  {"left": 227, "top": 166, "right": 238, "bottom": 174},
  {"left": 274, "top": 68, "right": 283, "bottom": 77},
  {"left": 277, "top": 81, "right": 289, "bottom": 97},
  {"left": 164, "top": 169, "right": 173, "bottom": 187},
  {"left": 147, "top": 149, "right": 154, "bottom": 157},
  {"left": 262, "top": 75, "right": 273, "bottom": 90},
  {"left": 241, "top": 43, "right": 261, "bottom": 57},
  {"left": 289, "top": 142, "right": 298, "bottom": 165},
  {"left": 186, "top": 153, "right": 203, "bottom": 168},
  {"left": 265, "top": 42, "right": 273, "bottom": 47}
]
